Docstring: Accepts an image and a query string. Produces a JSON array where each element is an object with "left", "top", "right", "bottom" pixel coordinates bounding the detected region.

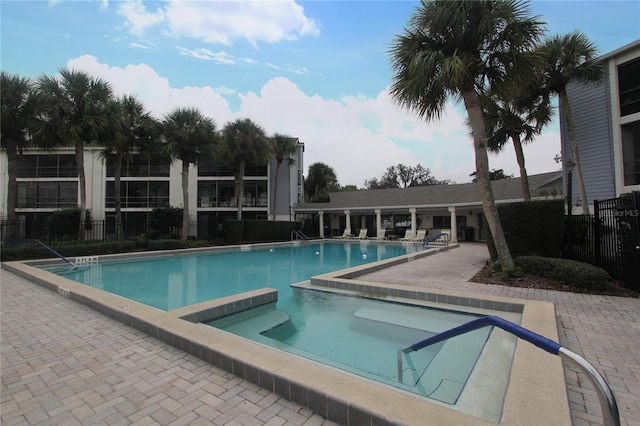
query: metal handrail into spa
[
  {"left": 23, "top": 239, "right": 77, "bottom": 269},
  {"left": 291, "top": 230, "right": 310, "bottom": 241},
  {"left": 397, "top": 315, "right": 620, "bottom": 426}
]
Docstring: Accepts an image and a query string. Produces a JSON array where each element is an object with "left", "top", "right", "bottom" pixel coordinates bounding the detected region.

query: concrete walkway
[{"left": 2, "top": 243, "right": 639, "bottom": 425}]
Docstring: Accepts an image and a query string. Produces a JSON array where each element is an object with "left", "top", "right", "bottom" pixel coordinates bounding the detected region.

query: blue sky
[{"left": 2, "top": 0, "right": 639, "bottom": 186}]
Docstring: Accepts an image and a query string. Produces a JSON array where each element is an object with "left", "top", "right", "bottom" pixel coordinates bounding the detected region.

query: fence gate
[{"left": 594, "top": 194, "right": 640, "bottom": 291}]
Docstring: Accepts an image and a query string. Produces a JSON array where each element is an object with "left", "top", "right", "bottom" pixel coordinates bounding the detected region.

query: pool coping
[{"left": 2, "top": 242, "right": 570, "bottom": 425}]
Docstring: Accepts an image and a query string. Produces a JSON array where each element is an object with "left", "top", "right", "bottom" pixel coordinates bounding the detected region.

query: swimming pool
[
  {"left": 207, "top": 291, "right": 493, "bottom": 406},
  {"left": 42, "top": 241, "right": 505, "bottom": 419},
  {"left": 5, "top": 242, "right": 570, "bottom": 425},
  {"left": 52, "top": 241, "right": 426, "bottom": 310}
]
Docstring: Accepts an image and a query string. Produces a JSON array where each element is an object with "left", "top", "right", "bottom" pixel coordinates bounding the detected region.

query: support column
[
  {"left": 448, "top": 206, "right": 458, "bottom": 243},
  {"left": 318, "top": 211, "right": 325, "bottom": 238},
  {"left": 345, "top": 210, "right": 352, "bottom": 234},
  {"left": 410, "top": 208, "right": 417, "bottom": 234},
  {"left": 375, "top": 209, "right": 382, "bottom": 233}
]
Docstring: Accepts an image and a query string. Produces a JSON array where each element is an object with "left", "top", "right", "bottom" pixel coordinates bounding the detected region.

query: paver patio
[{"left": 2, "top": 242, "right": 638, "bottom": 425}]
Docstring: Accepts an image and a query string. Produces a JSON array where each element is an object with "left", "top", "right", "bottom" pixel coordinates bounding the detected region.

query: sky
[{"left": 2, "top": 0, "right": 639, "bottom": 187}]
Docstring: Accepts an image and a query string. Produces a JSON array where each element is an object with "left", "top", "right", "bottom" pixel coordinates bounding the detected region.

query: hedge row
[
  {"left": 515, "top": 256, "right": 612, "bottom": 291},
  {"left": 1, "top": 241, "right": 137, "bottom": 262}
]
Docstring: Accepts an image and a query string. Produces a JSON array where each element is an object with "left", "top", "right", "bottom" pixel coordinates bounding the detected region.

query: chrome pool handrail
[{"left": 397, "top": 315, "right": 620, "bottom": 426}]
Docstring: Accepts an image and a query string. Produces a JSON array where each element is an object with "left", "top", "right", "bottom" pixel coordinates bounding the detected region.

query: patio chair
[
  {"left": 333, "top": 229, "right": 352, "bottom": 239},
  {"left": 399, "top": 230, "right": 415, "bottom": 241},
  {"left": 413, "top": 229, "right": 427, "bottom": 242},
  {"left": 369, "top": 228, "right": 387, "bottom": 240},
  {"left": 351, "top": 228, "right": 368, "bottom": 240}
]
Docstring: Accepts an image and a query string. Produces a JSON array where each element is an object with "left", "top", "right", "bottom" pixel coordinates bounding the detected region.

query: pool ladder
[
  {"left": 398, "top": 315, "right": 620, "bottom": 426},
  {"left": 25, "top": 239, "right": 77, "bottom": 270},
  {"left": 291, "top": 230, "right": 310, "bottom": 241}
]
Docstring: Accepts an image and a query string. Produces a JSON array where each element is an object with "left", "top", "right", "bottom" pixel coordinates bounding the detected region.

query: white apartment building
[{"left": 0, "top": 140, "right": 305, "bottom": 240}]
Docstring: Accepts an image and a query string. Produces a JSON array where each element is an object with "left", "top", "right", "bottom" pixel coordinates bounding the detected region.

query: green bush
[
  {"left": 224, "top": 220, "right": 300, "bottom": 243},
  {"left": 146, "top": 240, "right": 187, "bottom": 250},
  {"left": 1, "top": 241, "right": 137, "bottom": 261},
  {"left": 515, "top": 256, "right": 612, "bottom": 291},
  {"left": 49, "top": 208, "right": 81, "bottom": 239},
  {"left": 486, "top": 199, "right": 565, "bottom": 261}
]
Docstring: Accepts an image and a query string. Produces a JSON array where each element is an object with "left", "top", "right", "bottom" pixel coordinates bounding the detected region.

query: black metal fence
[
  {"left": 566, "top": 193, "right": 640, "bottom": 290},
  {"left": 0, "top": 219, "right": 198, "bottom": 249}
]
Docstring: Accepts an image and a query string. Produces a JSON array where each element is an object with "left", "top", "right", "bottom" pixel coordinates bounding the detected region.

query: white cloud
[
  {"left": 116, "top": 0, "right": 165, "bottom": 36},
  {"left": 175, "top": 47, "right": 236, "bottom": 64},
  {"left": 66, "top": 55, "right": 233, "bottom": 122},
  {"left": 64, "top": 55, "right": 560, "bottom": 187},
  {"left": 128, "top": 42, "right": 154, "bottom": 50},
  {"left": 117, "top": 0, "right": 320, "bottom": 46}
]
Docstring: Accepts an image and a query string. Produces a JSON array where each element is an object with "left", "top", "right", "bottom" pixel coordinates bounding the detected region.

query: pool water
[
  {"left": 48, "top": 241, "right": 496, "bottom": 407},
  {"left": 55, "top": 241, "right": 425, "bottom": 310},
  {"left": 207, "top": 290, "right": 492, "bottom": 404}
]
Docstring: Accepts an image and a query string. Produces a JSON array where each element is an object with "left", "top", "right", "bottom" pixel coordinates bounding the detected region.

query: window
[
  {"left": 198, "top": 160, "right": 233, "bottom": 177},
  {"left": 619, "top": 58, "right": 640, "bottom": 116},
  {"left": 106, "top": 155, "right": 170, "bottom": 177},
  {"left": 16, "top": 182, "right": 77, "bottom": 208},
  {"left": 105, "top": 182, "right": 169, "bottom": 208},
  {"left": 17, "top": 155, "right": 76, "bottom": 178},
  {"left": 243, "top": 181, "right": 268, "bottom": 207},
  {"left": 197, "top": 160, "right": 267, "bottom": 177},
  {"left": 622, "top": 120, "right": 640, "bottom": 186}
]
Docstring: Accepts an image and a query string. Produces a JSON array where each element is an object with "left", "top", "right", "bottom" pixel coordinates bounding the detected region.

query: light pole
[{"left": 566, "top": 160, "right": 575, "bottom": 258}]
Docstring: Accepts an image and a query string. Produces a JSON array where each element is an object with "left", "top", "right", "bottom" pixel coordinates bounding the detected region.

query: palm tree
[
  {"left": 271, "top": 133, "right": 298, "bottom": 220},
  {"left": 101, "top": 95, "right": 157, "bottom": 238},
  {"left": 305, "top": 162, "right": 338, "bottom": 202},
  {"left": 483, "top": 83, "right": 553, "bottom": 201},
  {"left": 161, "top": 107, "right": 218, "bottom": 241},
  {"left": 0, "top": 71, "right": 37, "bottom": 228},
  {"left": 538, "top": 31, "right": 605, "bottom": 214},
  {"left": 389, "top": 0, "right": 543, "bottom": 269},
  {"left": 220, "top": 119, "right": 272, "bottom": 220},
  {"left": 33, "top": 68, "right": 113, "bottom": 240}
]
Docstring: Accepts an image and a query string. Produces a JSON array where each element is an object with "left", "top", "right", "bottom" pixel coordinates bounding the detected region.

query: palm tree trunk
[
  {"left": 272, "top": 161, "right": 282, "bottom": 220},
  {"left": 463, "top": 90, "right": 514, "bottom": 269},
  {"left": 181, "top": 161, "right": 189, "bottom": 242},
  {"left": 114, "top": 150, "right": 124, "bottom": 239},
  {"left": 511, "top": 134, "right": 531, "bottom": 201},
  {"left": 559, "top": 90, "right": 590, "bottom": 215},
  {"left": 236, "top": 161, "right": 245, "bottom": 220},
  {"left": 5, "top": 141, "right": 18, "bottom": 225},
  {"left": 75, "top": 140, "right": 86, "bottom": 243}
]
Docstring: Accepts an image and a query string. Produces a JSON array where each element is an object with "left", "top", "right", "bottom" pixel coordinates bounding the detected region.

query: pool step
[
  {"left": 209, "top": 303, "right": 291, "bottom": 336},
  {"left": 354, "top": 307, "right": 462, "bottom": 333}
]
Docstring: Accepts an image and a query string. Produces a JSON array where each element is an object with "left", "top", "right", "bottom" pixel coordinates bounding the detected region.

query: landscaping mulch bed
[{"left": 471, "top": 265, "right": 639, "bottom": 298}]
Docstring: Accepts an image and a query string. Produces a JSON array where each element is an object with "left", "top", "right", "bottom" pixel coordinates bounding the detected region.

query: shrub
[
  {"left": 515, "top": 256, "right": 611, "bottom": 291},
  {"left": 146, "top": 240, "right": 187, "bottom": 250},
  {"left": 0, "top": 241, "right": 137, "bottom": 261}
]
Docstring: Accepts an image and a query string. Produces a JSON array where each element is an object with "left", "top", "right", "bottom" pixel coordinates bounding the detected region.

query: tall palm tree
[
  {"left": 32, "top": 68, "right": 112, "bottom": 240},
  {"left": 483, "top": 82, "right": 553, "bottom": 201},
  {"left": 271, "top": 133, "right": 298, "bottom": 220},
  {"left": 1, "top": 71, "right": 37, "bottom": 227},
  {"left": 101, "top": 95, "right": 157, "bottom": 238},
  {"left": 161, "top": 107, "right": 218, "bottom": 241},
  {"left": 220, "top": 119, "right": 272, "bottom": 220},
  {"left": 538, "top": 31, "right": 605, "bottom": 214},
  {"left": 389, "top": 0, "right": 543, "bottom": 269}
]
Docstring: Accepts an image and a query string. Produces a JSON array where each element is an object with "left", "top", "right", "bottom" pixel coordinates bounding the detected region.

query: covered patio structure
[{"left": 294, "top": 172, "right": 562, "bottom": 242}]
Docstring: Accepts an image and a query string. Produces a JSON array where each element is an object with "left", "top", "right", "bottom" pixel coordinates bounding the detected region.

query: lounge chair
[
  {"left": 369, "top": 228, "right": 387, "bottom": 240},
  {"left": 413, "top": 229, "right": 427, "bottom": 242},
  {"left": 399, "top": 230, "right": 415, "bottom": 241},
  {"left": 333, "top": 229, "right": 352, "bottom": 239},
  {"left": 351, "top": 228, "right": 368, "bottom": 240}
]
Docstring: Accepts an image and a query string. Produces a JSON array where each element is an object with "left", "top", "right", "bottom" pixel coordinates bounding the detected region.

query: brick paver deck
[{"left": 2, "top": 242, "right": 639, "bottom": 425}]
